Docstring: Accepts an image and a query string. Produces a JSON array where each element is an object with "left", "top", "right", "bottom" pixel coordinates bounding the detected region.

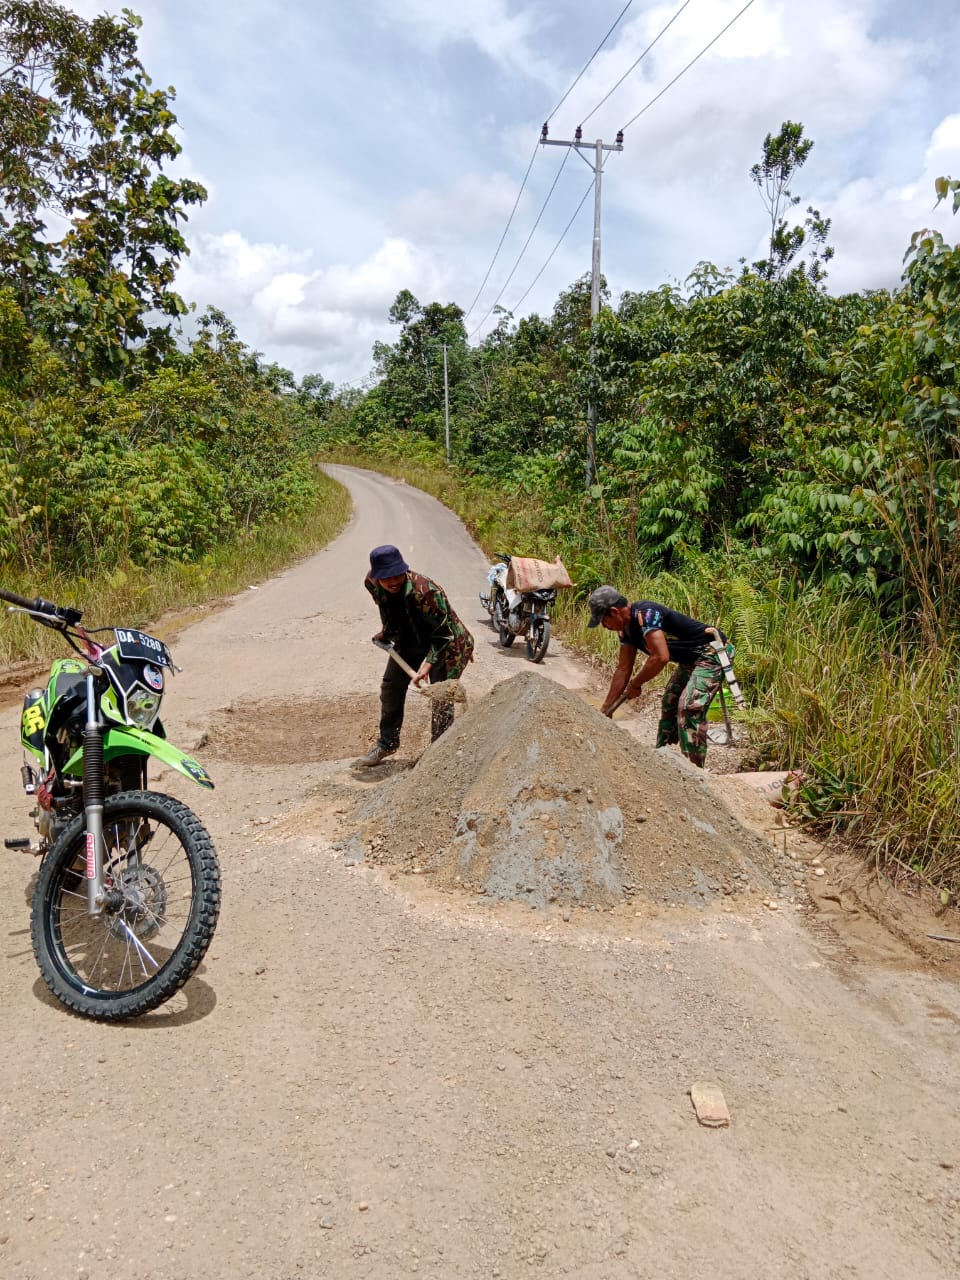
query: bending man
[
  {"left": 587, "top": 585, "right": 734, "bottom": 769},
  {"left": 357, "top": 544, "right": 474, "bottom": 767}
]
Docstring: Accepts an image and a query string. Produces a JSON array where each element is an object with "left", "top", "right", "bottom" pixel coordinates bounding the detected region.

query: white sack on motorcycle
[{"left": 505, "top": 556, "right": 573, "bottom": 592}]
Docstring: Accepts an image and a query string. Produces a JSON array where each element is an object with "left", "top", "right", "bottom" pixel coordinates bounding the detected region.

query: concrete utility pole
[
  {"left": 540, "top": 124, "right": 623, "bottom": 489},
  {"left": 442, "top": 343, "right": 451, "bottom": 463}
]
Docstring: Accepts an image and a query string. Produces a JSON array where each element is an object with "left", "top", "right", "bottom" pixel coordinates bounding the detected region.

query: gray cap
[{"left": 587, "top": 585, "right": 628, "bottom": 628}]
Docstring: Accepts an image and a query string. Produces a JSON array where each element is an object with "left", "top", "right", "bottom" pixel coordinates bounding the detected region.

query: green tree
[
  {"left": 371, "top": 291, "right": 467, "bottom": 439},
  {"left": 750, "top": 182, "right": 960, "bottom": 641},
  {"left": 297, "top": 372, "right": 334, "bottom": 411},
  {"left": 0, "top": 1, "right": 206, "bottom": 380},
  {"left": 750, "top": 121, "right": 833, "bottom": 282}
]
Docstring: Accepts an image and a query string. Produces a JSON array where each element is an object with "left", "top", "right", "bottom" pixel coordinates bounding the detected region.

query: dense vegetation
[{"left": 0, "top": 1, "right": 343, "bottom": 636}]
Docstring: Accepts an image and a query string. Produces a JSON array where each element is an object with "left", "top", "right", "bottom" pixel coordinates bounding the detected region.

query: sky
[{"left": 62, "top": 0, "right": 960, "bottom": 387}]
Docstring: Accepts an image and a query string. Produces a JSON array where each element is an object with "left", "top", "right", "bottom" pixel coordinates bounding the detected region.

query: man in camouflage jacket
[
  {"left": 356, "top": 544, "right": 474, "bottom": 767},
  {"left": 587, "top": 585, "right": 735, "bottom": 769}
]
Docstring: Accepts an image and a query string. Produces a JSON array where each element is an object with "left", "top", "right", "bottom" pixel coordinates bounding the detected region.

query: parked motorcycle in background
[
  {"left": 480, "top": 553, "right": 572, "bottom": 664},
  {"left": 1, "top": 588, "right": 221, "bottom": 1021}
]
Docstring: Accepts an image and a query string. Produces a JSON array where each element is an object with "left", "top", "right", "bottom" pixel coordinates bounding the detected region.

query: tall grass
[
  {"left": 0, "top": 467, "right": 350, "bottom": 665},
  {"left": 753, "top": 594, "right": 960, "bottom": 888}
]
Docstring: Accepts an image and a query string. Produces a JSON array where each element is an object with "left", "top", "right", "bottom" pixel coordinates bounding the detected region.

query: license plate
[{"left": 114, "top": 628, "right": 172, "bottom": 666}]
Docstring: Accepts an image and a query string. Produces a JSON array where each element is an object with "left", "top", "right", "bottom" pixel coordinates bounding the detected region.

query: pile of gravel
[{"left": 349, "top": 670, "right": 790, "bottom": 909}]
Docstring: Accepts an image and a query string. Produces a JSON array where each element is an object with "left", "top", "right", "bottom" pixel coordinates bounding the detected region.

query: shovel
[
  {"left": 603, "top": 689, "right": 632, "bottom": 717},
  {"left": 704, "top": 626, "right": 744, "bottom": 746},
  {"left": 372, "top": 639, "right": 467, "bottom": 706},
  {"left": 706, "top": 685, "right": 739, "bottom": 746},
  {"left": 603, "top": 680, "right": 647, "bottom": 717}
]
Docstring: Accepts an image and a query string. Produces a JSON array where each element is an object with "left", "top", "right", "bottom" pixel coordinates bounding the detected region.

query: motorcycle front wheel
[
  {"left": 498, "top": 623, "right": 516, "bottom": 648},
  {"left": 31, "top": 791, "right": 221, "bottom": 1021},
  {"left": 491, "top": 590, "right": 506, "bottom": 631},
  {"left": 526, "top": 617, "right": 550, "bottom": 663}
]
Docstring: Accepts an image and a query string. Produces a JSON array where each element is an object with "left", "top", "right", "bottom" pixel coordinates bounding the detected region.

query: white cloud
[
  {"left": 48, "top": 0, "right": 960, "bottom": 376},
  {"left": 373, "top": 0, "right": 551, "bottom": 78},
  {"left": 927, "top": 114, "right": 960, "bottom": 165},
  {"left": 176, "top": 232, "right": 451, "bottom": 384},
  {"left": 395, "top": 173, "right": 531, "bottom": 240},
  {"left": 823, "top": 114, "right": 960, "bottom": 293},
  {"left": 253, "top": 273, "right": 308, "bottom": 312}
]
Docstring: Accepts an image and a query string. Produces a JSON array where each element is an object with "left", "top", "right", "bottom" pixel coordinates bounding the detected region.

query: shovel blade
[{"left": 418, "top": 679, "right": 467, "bottom": 706}]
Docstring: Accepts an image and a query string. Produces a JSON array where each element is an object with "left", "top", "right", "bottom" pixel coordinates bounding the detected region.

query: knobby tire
[{"left": 31, "top": 791, "right": 221, "bottom": 1021}]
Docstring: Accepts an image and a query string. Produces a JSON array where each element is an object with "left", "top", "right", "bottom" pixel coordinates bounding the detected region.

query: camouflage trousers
[
  {"left": 378, "top": 647, "right": 462, "bottom": 748},
  {"left": 656, "top": 643, "right": 735, "bottom": 768}
]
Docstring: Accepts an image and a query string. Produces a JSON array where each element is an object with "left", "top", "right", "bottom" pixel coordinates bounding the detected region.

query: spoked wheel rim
[
  {"left": 47, "top": 811, "right": 194, "bottom": 994},
  {"left": 33, "top": 791, "right": 220, "bottom": 1019}
]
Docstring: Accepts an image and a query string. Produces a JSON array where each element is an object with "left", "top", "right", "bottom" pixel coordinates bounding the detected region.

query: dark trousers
[{"left": 378, "top": 653, "right": 453, "bottom": 748}]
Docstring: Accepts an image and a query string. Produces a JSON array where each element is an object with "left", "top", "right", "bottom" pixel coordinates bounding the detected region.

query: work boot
[{"left": 354, "top": 741, "right": 398, "bottom": 768}]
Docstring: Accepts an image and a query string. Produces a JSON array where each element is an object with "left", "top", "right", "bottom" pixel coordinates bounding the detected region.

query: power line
[
  {"left": 463, "top": 2, "right": 636, "bottom": 323},
  {"left": 462, "top": 141, "right": 540, "bottom": 322},
  {"left": 469, "top": 148, "right": 572, "bottom": 341},
  {"left": 474, "top": 0, "right": 758, "bottom": 342},
  {"left": 489, "top": 179, "right": 595, "bottom": 327},
  {"left": 619, "top": 0, "right": 757, "bottom": 134},
  {"left": 580, "top": 0, "right": 693, "bottom": 129},
  {"left": 543, "top": 1, "right": 635, "bottom": 124},
  {"left": 339, "top": 372, "right": 378, "bottom": 390},
  {"left": 364, "top": 3, "right": 761, "bottom": 368}
]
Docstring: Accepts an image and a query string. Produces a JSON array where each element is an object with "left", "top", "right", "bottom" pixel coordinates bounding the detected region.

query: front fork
[{"left": 82, "top": 672, "right": 106, "bottom": 915}]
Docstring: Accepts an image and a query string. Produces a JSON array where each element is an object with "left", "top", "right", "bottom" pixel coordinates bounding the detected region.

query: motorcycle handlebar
[
  {"left": 0, "top": 589, "right": 83, "bottom": 625},
  {"left": 0, "top": 588, "right": 47, "bottom": 611}
]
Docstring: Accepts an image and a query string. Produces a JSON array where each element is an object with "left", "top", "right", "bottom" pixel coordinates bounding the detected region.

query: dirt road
[{"left": 1, "top": 464, "right": 958, "bottom": 1280}]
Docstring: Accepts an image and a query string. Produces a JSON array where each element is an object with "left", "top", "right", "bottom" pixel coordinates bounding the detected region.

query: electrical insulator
[
  {"left": 540, "top": 122, "right": 548, "bottom": 140},
  {"left": 616, "top": 130, "right": 624, "bottom": 145},
  {"left": 574, "top": 125, "right": 582, "bottom": 143}
]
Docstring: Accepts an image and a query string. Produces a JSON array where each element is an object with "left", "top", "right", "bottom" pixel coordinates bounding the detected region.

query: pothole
[{"left": 201, "top": 692, "right": 434, "bottom": 765}]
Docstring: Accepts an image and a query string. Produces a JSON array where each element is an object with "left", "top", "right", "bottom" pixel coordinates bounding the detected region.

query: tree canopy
[
  {"left": 0, "top": 0, "right": 206, "bottom": 380},
  {"left": 0, "top": 4, "right": 336, "bottom": 574}
]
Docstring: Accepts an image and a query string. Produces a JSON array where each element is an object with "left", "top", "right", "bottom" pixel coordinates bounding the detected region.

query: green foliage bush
[
  {"left": 0, "top": 6, "right": 334, "bottom": 588},
  {"left": 0, "top": 299, "right": 325, "bottom": 575}
]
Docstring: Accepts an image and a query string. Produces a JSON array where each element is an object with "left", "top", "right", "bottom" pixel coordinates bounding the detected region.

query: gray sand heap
[{"left": 352, "top": 670, "right": 790, "bottom": 909}]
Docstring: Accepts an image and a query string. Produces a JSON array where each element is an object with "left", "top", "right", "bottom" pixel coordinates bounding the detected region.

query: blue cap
[{"left": 369, "top": 545, "right": 409, "bottom": 580}]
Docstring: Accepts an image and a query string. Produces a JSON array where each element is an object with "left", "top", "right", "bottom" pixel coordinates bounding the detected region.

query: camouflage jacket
[{"left": 365, "top": 570, "right": 474, "bottom": 678}]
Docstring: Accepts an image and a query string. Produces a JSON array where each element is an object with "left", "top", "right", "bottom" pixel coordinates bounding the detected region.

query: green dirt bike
[{"left": 1, "top": 588, "right": 221, "bottom": 1021}]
